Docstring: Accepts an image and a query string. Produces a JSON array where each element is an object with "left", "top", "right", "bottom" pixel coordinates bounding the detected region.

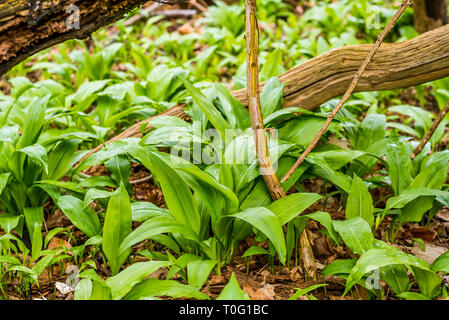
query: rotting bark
[
  {"left": 414, "top": 0, "right": 448, "bottom": 33},
  {"left": 77, "top": 23, "right": 449, "bottom": 158},
  {"left": 0, "top": 0, "right": 149, "bottom": 75}
]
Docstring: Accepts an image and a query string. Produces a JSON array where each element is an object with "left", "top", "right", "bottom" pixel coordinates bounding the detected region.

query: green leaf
[
  {"left": 333, "top": 217, "right": 374, "bottom": 255},
  {"left": 187, "top": 260, "right": 217, "bottom": 289},
  {"left": 228, "top": 207, "right": 286, "bottom": 264},
  {"left": 74, "top": 279, "right": 93, "bottom": 300},
  {"left": 23, "top": 207, "right": 44, "bottom": 261},
  {"left": 118, "top": 216, "right": 191, "bottom": 256},
  {"left": 0, "top": 212, "right": 21, "bottom": 234},
  {"left": 242, "top": 246, "right": 269, "bottom": 258},
  {"left": 385, "top": 142, "right": 412, "bottom": 195},
  {"left": 432, "top": 250, "right": 449, "bottom": 274},
  {"left": 0, "top": 173, "right": 11, "bottom": 196},
  {"left": 130, "top": 148, "right": 201, "bottom": 238},
  {"left": 57, "top": 195, "right": 101, "bottom": 238},
  {"left": 260, "top": 77, "right": 284, "bottom": 118},
  {"left": 279, "top": 117, "right": 327, "bottom": 147},
  {"left": 102, "top": 184, "right": 133, "bottom": 275},
  {"left": 46, "top": 139, "right": 79, "bottom": 180},
  {"left": 105, "top": 261, "right": 172, "bottom": 300},
  {"left": 346, "top": 174, "right": 374, "bottom": 226},
  {"left": 345, "top": 246, "right": 432, "bottom": 295},
  {"left": 16, "top": 94, "right": 50, "bottom": 149},
  {"left": 178, "top": 75, "right": 231, "bottom": 139},
  {"left": 289, "top": 284, "right": 328, "bottom": 300},
  {"left": 396, "top": 292, "right": 431, "bottom": 300},
  {"left": 217, "top": 273, "right": 250, "bottom": 300},
  {"left": 355, "top": 114, "right": 386, "bottom": 151},
  {"left": 412, "top": 266, "right": 441, "bottom": 298},
  {"left": 17, "top": 144, "right": 48, "bottom": 174},
  {"left": 131, "top": 202, "right": 170, "bottom": 222},
  {"left": 123, "top": 278, "right": 209, "bottom": 300},
  {"left": 268, "top": 192, "right": 322, "bottom": 225},
  {"left": 83, "top": 188, "right": 112, "bottom": 209}
]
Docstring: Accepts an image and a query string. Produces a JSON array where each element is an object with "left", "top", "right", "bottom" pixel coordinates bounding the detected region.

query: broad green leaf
[
  {"left": 83, "top": 188, "right": 112, "bottom": 209},
  {"left": 178, "top": 75, "right": 231, "bottom": 139},
  {"left": 432, "top": 250, "right": 449, "bottom": 274},
  {"left": 355, "top": 114, "right": 386, "bottom": 151},
  {"left": 217, "top": 273, "right": 250, "bottom": 300},
  {"left": 412, "top": 266, "right": 441, "bottom": 298},
  {"left": 346, "top": 174, "right": 374, "bottom": 226},
  {"left": 23, "top": 207, "right": 44, "bottom": 261},
  {"left": 46, "top": 139, "right": 79, "bottom": 180},
  {"left": 57, "top": 195, "right": 101, "bottom": 238},
  {"left": 17, "top": 144, "right": 48, "bottom": 174},
  {"left": 228, "top": 207, "right": 286, "bottom": 264},
  {"left": 296, "top": 211, "right": 340, "bottom": 244},
  {"left": 0, "top": 173, "right": 11, "bottom": 196},
  {"left": 16, "top": 94, "right": 50, "bottom": 149},
  {"left": 75, "top": 279, "right": 93, "bottom": 300},
  {"left": 385, "top": 142, "right": 412, "bottom": 195},
  {"left": 242, "top": 246, "right": 270, "bottom": 259},
  {"left": 131, "top": 202, "right": 170, "bottom": 222},
  {"left": 118, "top": 216, "right": 190, "bottom": 256},
  {"left": 279, "top": 117, "right": 327, "bottom": 147},
  {"left": 333, "top": 217, "right": 374, "bottom": 255},
  {"left": 123, "top": 278, "right": 209, "bottom": 300},
  {"left": 102, "top": 184, "right": 133, "bottom": 275},
  {"left": 130, "top": 148, "right": 201, "bottom": 237},
  {"left": 0, "top": 212, "right": 20, "bottom": 234},
  {"left": 345, "top": 246, "right": 432, "bottom": 295},
  {"left": 268, "top": 192, "right": 322, "bottom": 225},
  {"left": 289, "top": 284, "right": 328, "bottom": 300},
  {"left": 260, "top": 77, "right": 284, "bottom": 118},
  {"left": 187, "top": 260, "right": 217, "bottom": 289},
  {"left": 396, "top": 292, "right": 431, "bottom": 300},
  {"left": 106, "top": 261, "right": 172, "bottom": 300}
]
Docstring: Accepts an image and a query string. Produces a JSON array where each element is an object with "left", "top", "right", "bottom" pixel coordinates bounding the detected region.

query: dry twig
[
  {"left": 281, "top": 0, "right": 413, "bottom": 183},
  {"left": 410, "top": 100, "right": 449, "bottom": 159}
]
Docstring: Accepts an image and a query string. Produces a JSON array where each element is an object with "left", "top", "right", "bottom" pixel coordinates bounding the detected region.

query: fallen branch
[
  {"left": 74, "top": 22, "right": 449, "bottom": 167},
  {"left": 281, "top": 0, "right": 413, "bottom": 183},
  {"left": 410, "top": 101, "right": 449, "bottom": 159}
]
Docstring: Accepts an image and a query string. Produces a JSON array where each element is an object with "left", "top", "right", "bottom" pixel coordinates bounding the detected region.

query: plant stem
[
  {"left": 410, "top": 100, "right": 449, "bottom": 159},
  {"left": 281, "top": 0, "right": 413, "bottom": 183},
  {"left": 244, "top": 0, "right": 317, "bottom": 280}
]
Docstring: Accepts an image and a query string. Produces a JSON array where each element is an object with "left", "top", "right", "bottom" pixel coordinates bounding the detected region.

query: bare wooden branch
[
  {"left": 72, "top": 23, "right": 449, "bottom": 166},
  {"left": 245, "top": 0, "right": 285, "bottom": 201},
  {"left": 281, "top": 0, "right": 413, "bottom": 183},
  {"left": 410, "top": 101, "right": 449, "bottom": 159}
]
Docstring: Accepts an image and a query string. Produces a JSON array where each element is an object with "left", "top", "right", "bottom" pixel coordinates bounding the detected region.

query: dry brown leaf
[
  {"left": 209, "top": 275, "right": 226, "bottom": 285},
  {"left": 47, "top": 237, "right": 72, "bottom": 255}
]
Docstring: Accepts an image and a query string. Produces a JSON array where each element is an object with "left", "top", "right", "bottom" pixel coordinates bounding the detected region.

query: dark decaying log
[{"left": 0, "top": 0, "right": 147, "bottom": 76}]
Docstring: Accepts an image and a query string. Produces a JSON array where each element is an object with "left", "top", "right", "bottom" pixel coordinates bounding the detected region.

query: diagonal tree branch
[{"left": 281, "top": 0, "right": 413, "bottom": 183}]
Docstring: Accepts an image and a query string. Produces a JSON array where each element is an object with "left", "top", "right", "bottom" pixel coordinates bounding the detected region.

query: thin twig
[
  {"left": 245, "top": 0, "right": 317, "bottom": 280},
  {"left": 281, "top": 0, "right": 413, "bottom": 183},
  {"left": 124, "top": 3, "right": 162, "bottom": 26},
  {"left": 77, "top": 172, "right": 153, "bottom": 185},
  {"left": 410, "top": 100, "right": 449, "bottom": 159}
]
